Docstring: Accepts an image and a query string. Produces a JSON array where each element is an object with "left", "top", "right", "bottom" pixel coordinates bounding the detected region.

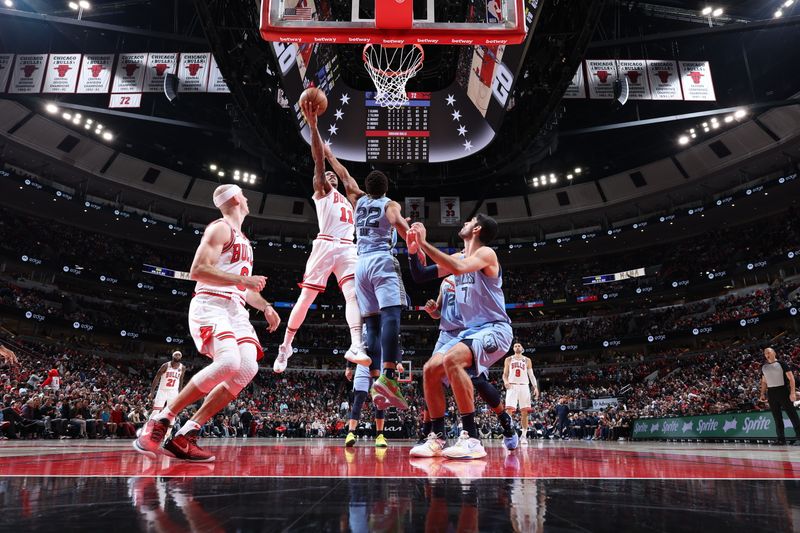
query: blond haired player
[
  {"left": 503, "top": 341, "right": 539, "bottom": 445},
  {"left": 134, "top": 184, "right": 280, "bottom": 461},
  {"left": 273, "top": 98, "right": 370, "bottom": 373}
]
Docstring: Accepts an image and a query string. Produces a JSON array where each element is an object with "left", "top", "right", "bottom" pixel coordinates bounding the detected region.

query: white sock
[
  {"left": 151, "top": 407, "right": 176, "bottom": 423},
  {"left": 176, "top": 419, "right": 201, "bottom": 437},
  {"left": 344, "top": 294, "right": 362, "bottom": 347}
]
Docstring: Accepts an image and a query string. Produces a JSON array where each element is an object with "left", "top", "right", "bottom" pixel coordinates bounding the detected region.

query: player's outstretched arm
[
  {"left": 385, "top": 201, "right": 410, "bottom": 240},
  {"left": 302, "top": 100, "right": 331, "bottom": 198},
  {"left": 190, "top": 223, "right": 266, "bottom": 292},
  {"left": 324, "top": 144, "right": 364, "bottom": 205},
  {"left": 245, "top": 290, "right": 281, "bottom": 333},
  {"left": 412, "top": 222, "right": 496, "bottom": 276}
]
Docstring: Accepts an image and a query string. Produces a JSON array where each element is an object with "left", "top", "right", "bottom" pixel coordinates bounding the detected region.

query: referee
[{"left": 759, "top": 347, "right": 800, "bottom": 445}]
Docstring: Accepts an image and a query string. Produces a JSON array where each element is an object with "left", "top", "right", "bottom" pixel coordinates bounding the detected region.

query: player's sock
[
  {"left": 498, "top": 412, "right": 514, "bottom": 438},
  {"left": 383, "top": 368, "right": 396, "bottom": 380},
  {"left": 151, "top": 407, "right": 176, "bottom": 423},
  {"left": 282, "top": 327, "right": 298, "bottom": 347},
  {"left": 431, "top": 417, "right": 446, "bottom": 438},
  {"left": 461, "top": 413, "right": 478, "bottom": 439},
  {"left": 422, "top": 420, "right": 432, "bottom": 437},
  {"left": 376, "top": 430, "right": 384, "bottom": 438},
  {"left": 176, "top": 420, "right": 201, "bottom": 437}
]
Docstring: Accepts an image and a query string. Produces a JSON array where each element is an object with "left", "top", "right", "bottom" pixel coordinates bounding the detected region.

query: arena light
[
  {"left": 96, "top": 123, "right": 103, "bottom": 129},
  {"left": 84, "top": 123, "right": 91, "bottom": 129},
  {"left": 701, "top": 6, "right": 712, "bottom": 15},
  {"left": 549, "top": 176, "right": 557, "bottom": 184},
  {"left": 532, "top": 180, "right": 539, "bottom": 187},
  {"left": 734, "top": 109, "right": 747, "bottom": 119},
  {"left": 3, "top": 0, "right": 13, "bottom": 7},
  {"left": 775, "top": 9, "right": 784, "bottom": 18},
  {"left": 72, "top": 117, "right": 81, "bottom": 125},
  {"left": 62, "top": 112, "right": 71, "bottom": 120},
  {"left": 217, "top": 171, "right": 224, "bottom": 177},
  {"left": 78, "top": 0, "right": 90, "bottom": 7},
  {"left": 785, "top": 0, "right": 794, "bottom": 7},
  {"left": 86, "top": 118, "right": 93, "bottom": 125},
  {"left": 712, "top": 8, "right": 723, "bottom": 16},
  {"left": 724, "top": 115, "right": 733, "bottom": 123},
  {"left": 209, "top": 164, "right": 218, "bottom": 171},
  {"left": 711, "top": 122, "right": 720, "bottom": 129},
  {"left": 567, "top": 174, "right": 574, "bottom": 180},
  {"left": 678, "top": 135, "right": 689, "bottom": 145},
  {"left": 94, "top": 128, "right": 101, "bottom": 134},
  {"left": 233, "top": 174, "right": 241, "bottom": 181},
  {"left": 68, "top": 1, "right": 78, "bottom": 8},
  {"left": 45, "top": 103, "right": 58, "bottom": 114},
  {"left": 102, "top": 131, "right": 113, "bottom": 140},
  {"left": 574, "top": 167, "right": 582, "bottom": 174}
]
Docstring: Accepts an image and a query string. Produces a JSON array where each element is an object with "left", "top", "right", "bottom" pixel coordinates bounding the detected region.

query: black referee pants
[{"left": 767, "top": 386, "right": 800, "bottom": 440}]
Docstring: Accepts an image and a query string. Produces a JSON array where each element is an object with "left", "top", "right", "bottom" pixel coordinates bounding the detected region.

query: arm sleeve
[{"left": 408, "top": 252, "right": 439, "bottom": 283}]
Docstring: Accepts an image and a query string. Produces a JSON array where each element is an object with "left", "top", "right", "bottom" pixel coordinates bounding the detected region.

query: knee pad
[
  {"left": 350, "top": 390, "right": 368, "bottom": 421},
  {"left": 191, "top": 338, "right": 241, "bottom": 393},
  {"left": 341, "top": 278, "right": 357, "bottom": 303},
  {"left": 225, "top": 343, "right": 259, "bottom": 396}
]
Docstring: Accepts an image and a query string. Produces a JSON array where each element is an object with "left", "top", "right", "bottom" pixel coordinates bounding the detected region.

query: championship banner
[
  {"left": 8, "top": 54, "right": 47, "bottom": 94},
  {"left": 562, "top": 65, "right": 586, "bottom": 99},
  {"left": 632, "top": 410, "right": 800, "bottom": 440},
  {"left": 111, "top": 53, "right": 148, "bottom": 93},
  {"left": 440, "top": 196, "right": 461, "bottom": 225},
  {"left": 0, "top": 54, "right": 14, "bottom": 93},
  {"left": 585, "top": 59, "right": 617, "bottom": 99},
  {"left": 679, "top": 61, "right": 716, "bottom": 102},
  {"left": 77, "top": 54, "right": 114, "bottom": 93},
  {"left": 143, "top": 53, "right": 178, "bottom": 92},
  {"left": 405, "top": 197, "right": 425, "bottom": 222},
  {"left": 42, "top": 54, "right": 81, "bottom": 93},
  {"left": 646, "top": 60, "right": 682, "bottom": 100},
  {"left": 178, "top": 52, "right": 211, "bottom": 93},
  {"left": 206, "top": 55, "right": 231, "bottom": 93},
  {"left": 617, "top": 59, "right": 651, "bottom": 100}
]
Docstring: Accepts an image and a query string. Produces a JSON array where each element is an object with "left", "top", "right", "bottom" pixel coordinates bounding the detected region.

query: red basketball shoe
[{"left": 164, "top": 433, "right": 216, "bottom": 462}]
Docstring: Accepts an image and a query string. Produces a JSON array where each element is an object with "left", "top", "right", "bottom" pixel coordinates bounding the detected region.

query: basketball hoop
[{"left": 362, "top": 44, "right": 424, "bottom": 109}]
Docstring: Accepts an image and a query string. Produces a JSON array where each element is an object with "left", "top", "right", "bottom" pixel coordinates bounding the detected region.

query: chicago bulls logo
[
  {"left": 656, "top": 70, "right": 671, "bottom": 83},
  {"left": 595, "top": 70, "right": 610, "bottom": 83},
  {"left": 123, "top": 64, "right": 139, "bottom": 76},
  {"left": 55, "top": 64, "right": 71, "bottom": 77},
  {"left": 187, "top": 63, "right": 202, "bottom": 76},
  {"left": 625, "top": 71, "right": 640, "bottom": 83},
  {"left": 89, "top": 64, "right": 104, "bottom": 77},
  {"left": 22, "top": 65, "right": 38, "bottom": 77},
  {"left": 688, "top": 71, "right": 704, "bottom": 84},
  {"left": 154, "top": 63, "right": 169, "bottom": 76}
]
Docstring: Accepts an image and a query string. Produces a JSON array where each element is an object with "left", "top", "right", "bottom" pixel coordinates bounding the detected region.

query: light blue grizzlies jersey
[
  {"left": 454, "top": 266, "right": 511, "bottom": 328},
  {"left": 439, "top": 276, "right": 464, "bottom": 332},
  {"left": 355, "top": 195, "right": 397, "bottom": 254}
]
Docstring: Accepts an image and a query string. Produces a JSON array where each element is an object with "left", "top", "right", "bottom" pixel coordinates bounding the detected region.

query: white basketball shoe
[
  {"left": 442, "top": 431, "right": 487, "bottom": 460},
  {"left": 273, "top": 343, "right": 292, "bottom": 373},
  {"left": 409, "top": 432, "right": 446, "bottom": 457}
]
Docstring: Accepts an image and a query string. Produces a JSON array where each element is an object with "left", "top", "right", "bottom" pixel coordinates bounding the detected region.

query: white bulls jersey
[
  {"left": 314, "top": 189, "right": 354, "bottom": 243},
  {"left": 508, "top": 356, "right": 530, "bottom": 385},
  {"left": 157, "top": 363, "right": 184, "bottom": 393},
  {"left": 194, "top": 219, "right": 254, "bottom": 302}
]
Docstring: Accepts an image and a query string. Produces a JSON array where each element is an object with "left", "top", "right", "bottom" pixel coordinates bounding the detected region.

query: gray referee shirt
[{"left": 762, "top": 361, "right": 790, "bottom": 388}]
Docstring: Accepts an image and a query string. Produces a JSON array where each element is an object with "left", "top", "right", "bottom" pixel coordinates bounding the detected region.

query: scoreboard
[{"left": 365, "top": 92, "right": 430, "bottom": 162}]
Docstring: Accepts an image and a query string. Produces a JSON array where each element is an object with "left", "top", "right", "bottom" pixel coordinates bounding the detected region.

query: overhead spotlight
[
  {"left": 244, "top": 172, "right": 250, "bottom": 179},
  {"left": 233, "top": 174, "right": 240, "bottom": 181},
  {"left": 724, "top": 116, "right": 733, "bottom": 123},
  {"left": 209, "top": 164, "right": 218, "bottom": 171},
  {"left": 701, "top": 6, "right": 712, "bottom": 15},
  {"left": 94, "top": 129, "right": 101, "bottom": 134},
  {"left": 702, "top": 122, "right": 708, "bottom": 127},
  {"left": 567, "top": 174, "right": 574, "bottom": 180},
  {"left": 549, "top": 176, "right": 557, "bottom": 184},
  {"left": 532, "top": 180, "right": 539, "bottom": 188},
  {"left": 217, "top": 171, "right": 225, "bottom": 177},
  {"left": 234, "top": 170, "right": 241, "bottom": 176},
  {"left": 712, "top": 8, "right": 723, "bottom": 16},
  {"left": 45, "top": 103, "right": 58, "bottom": 114},
  {"left": 689, "top": 128, "right": 695, "bottom": 133},
  {"left": 96, "top": 123, "right": 103, "bottom": 129},
  {"left": 712, "top": 122, "right": 720, "bottom": 129},
  {"left": 84, "top": 123, "right": 91, "bottom": 129},
  {"left": 785, "top": 0, "right": 794, "bottom": 7},
  {"left": 678, "top": 135, "right": 689, "bottom": 145},
  {"left": 574, "top": 167, "right": 582, "bottom": 174},
  {"left": 78, "top": 0, "right": 90, "bottom": 8},
  {"left": 74, "top": 113, "right": 81, "bottom": 119},
  {"left": 775, "top": 9, "right": 784, "bottom": 17},
  {"left": 72, "top": 117, "right": 81, "bottom": 125},
  {"left": 86, "top": 119, "right": 92, "bottom": 125},
  {"left": 703, "top": 127, "right": 710, "bottom": 132},
  {"left": 68, "top": 1, "right": 78, "bottom": 8},
  {"left": 4, "top": 0, "right": 13, "bottom": 7},
  {"left": 734, "top": 109, "right": 747, "bottom": 119},
  {"left": 102, "top": 131, "right": 113, "bottom": 140},
  {"left": 710, "top": 117, "right": 718, "bottom": 122},
  {"left": 690, "top": 133, "right": 697, "bottom": 138},
  {"left": 62, "top": 112, "right": 72, "bottom": 120}
]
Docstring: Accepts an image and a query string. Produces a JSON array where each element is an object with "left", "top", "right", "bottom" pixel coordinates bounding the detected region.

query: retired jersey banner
[
  {"left": 43, "top": 54, "right": 81, "bottom": 93},
  {"left": 207, "top": 56, "right": 230, "bottom": 93},
  {"left": 143, "top": 53, "right": 178, "bottom": 92},
  {"left": 178, "top": 52, "right": 211, "bottom": 93},
  {"left": 562, "top": 65, "right": 586, "bottom": 99},
  {"left": 111, "top": 53, "right": 148, "bottom": 93},
  {"left": 0, "top": 54, "right": 14, "bottom": 93},
  {"left": 8, "top": 54, "right": 47, "bottom": 94},
  {"left": 646, "top": 60, "right": 682, "bottom": 100},
  {"left": 585, "top": 59, "right": 617, "bottom": 99},
  {"left": 77, "top": 54, "right": 114, "bottom": 93},
  {"left": 617, "top": 59, "right": 651, "bottom": 100},
  {"left": 405, "top": 197, "right": 425, "bottom": 222},
  {"left": 632, "top": 410, "right": 799, "bottom": 440},
  {"left": 679, "top": 61, "right": 716, "bottom": 101},
  {"left": 440, "top": 197, "right": 461, "bottom": 226}
]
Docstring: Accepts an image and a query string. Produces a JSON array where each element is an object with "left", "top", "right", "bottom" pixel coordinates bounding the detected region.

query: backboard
[{"left": 260, "top": 0, "right": 527, "bottom": 46}]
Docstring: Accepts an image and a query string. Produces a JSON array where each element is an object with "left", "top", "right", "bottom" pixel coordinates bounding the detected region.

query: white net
[{"left": 362, "top": 44, "right": 424, "bottom": 109}]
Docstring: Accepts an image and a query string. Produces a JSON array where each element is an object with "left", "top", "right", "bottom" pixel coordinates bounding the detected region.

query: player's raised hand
[
  {"left": 300, "top": 101, "right": 319, "bottom": 129},
  {"left": 406, "top": 228, "right": 419, "bottom": 255},
  {"left": 241, "top": 275, "right": 267, "bottom": 292},
  {"left": 0, "top": 345, "right": 18, "bottom": 366},
  {"left": 410, "top": 222, "right": 427, "bottom": 242},
  {"left": 264, "top": 306, "right": 281, "bottom": 333}
]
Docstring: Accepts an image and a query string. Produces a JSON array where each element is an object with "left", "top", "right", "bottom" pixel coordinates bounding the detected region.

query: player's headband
[
  {"left": 172, "top": 351, "right": 182, "bottom": 357},
  {"left": 213, "top": 185, "right": 242, "bottom": 208}
]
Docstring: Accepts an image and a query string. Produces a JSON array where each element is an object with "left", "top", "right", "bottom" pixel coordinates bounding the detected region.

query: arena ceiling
[{"left": 0, "top": 0, "right": 799, "bottom": 201}]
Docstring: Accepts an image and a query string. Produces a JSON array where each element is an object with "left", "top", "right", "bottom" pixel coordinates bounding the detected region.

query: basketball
[{"left": 299, "top": 87, "right": 328, "bottom": 116}]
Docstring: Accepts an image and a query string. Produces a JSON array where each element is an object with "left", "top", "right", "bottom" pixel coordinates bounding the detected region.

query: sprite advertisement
[{"left": 632, "top": 409, "right": 800, "bottom": 439}]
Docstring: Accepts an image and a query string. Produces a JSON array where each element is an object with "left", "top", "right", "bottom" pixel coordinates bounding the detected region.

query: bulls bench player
[
  {"left": 147, "top": 351, "right": 185, "bottom": 416},
  {"left": 134, "top": 184, "right": 281, "bottom": 462},
  {"left": 503, "top": 341, "right": 539, "bottom": 445},
  {"left": 273, "top": 99, "right": 370, "bottom": 373}
]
